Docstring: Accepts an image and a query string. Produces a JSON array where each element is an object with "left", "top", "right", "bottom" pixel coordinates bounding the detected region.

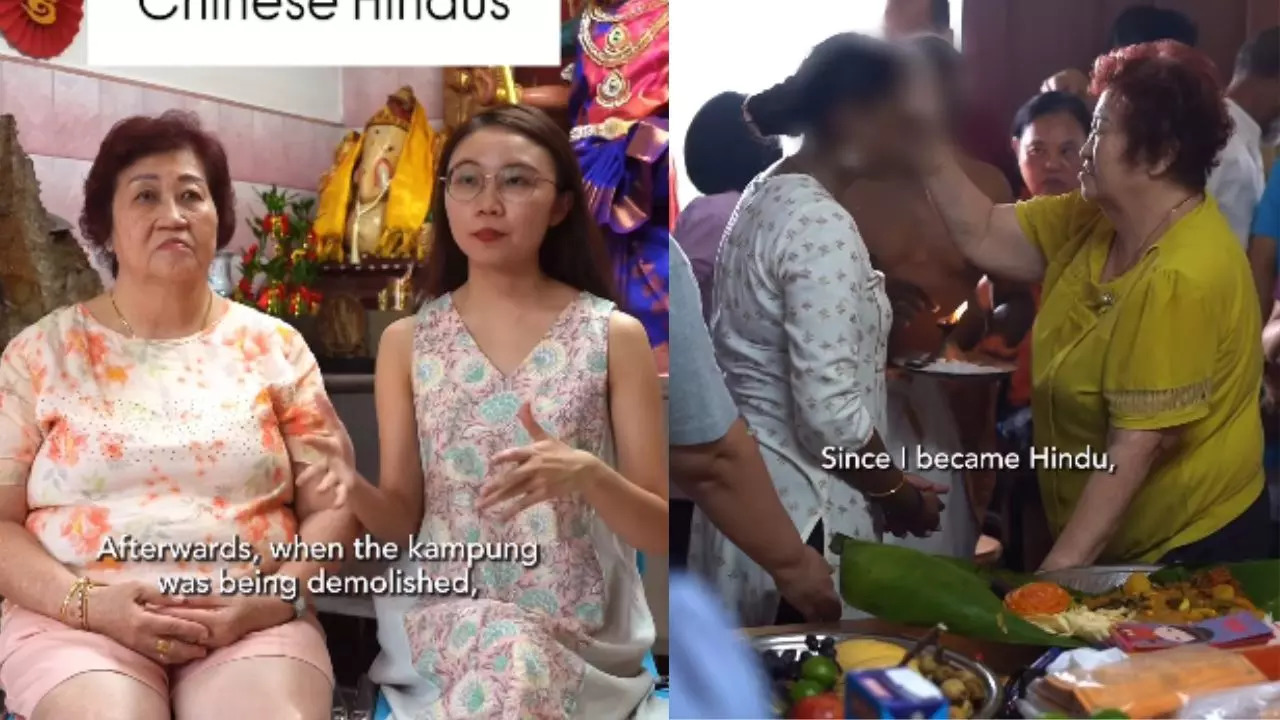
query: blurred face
[
  {"left": 111, "top": 148, "right": 218, "bottom": 283},
  {"left": 828, "top": 87, "right": 918, "bottom": 177},
  {"left": 825, "top": 53, "right": 947, "bottom": 177},
  {"left": 1079, "top": 90, "right": 1150, "bottom": 202},
  {"left": 443, "top": 127, "right": 570, "bottom": 270},
  {"left": 1014, "top": 111, "right": 1086, "bottom": 197},
  {"left": 882, "top": 0, "right": 951, "bottom": 41}
]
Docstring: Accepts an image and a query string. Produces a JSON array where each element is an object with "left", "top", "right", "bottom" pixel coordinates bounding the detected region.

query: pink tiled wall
[
  {"left": 0, "top": 59, "right": 443, "bottom": 258},
  {"left": 341, "top": 67, "right": 444, "bottom": 128}
]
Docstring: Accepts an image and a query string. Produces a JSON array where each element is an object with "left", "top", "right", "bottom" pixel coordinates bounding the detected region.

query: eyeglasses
[{"left": 441, "top": 165, "right": 557, "bottom": 202}]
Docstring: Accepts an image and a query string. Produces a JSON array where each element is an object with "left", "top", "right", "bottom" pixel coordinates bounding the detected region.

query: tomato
[{"left": 788, "top": 692, "right": 843, "bottom": 719}]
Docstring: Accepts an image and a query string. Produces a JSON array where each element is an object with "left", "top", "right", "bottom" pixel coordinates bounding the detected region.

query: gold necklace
[
  {"left": 578, "top": 4, "right": 667, "bottom": 109},
  {"left": 1105, "top": 193, "right": 1199, "bottom": 279},
  {"left": 585, "top": 0, "right": 665, "bottom": 23},
  {"left": 578, "top": 5, "right": 667, "bottom": 68},
  {"left": 111, "top": 291, "right": 214, "bottom": 339}
]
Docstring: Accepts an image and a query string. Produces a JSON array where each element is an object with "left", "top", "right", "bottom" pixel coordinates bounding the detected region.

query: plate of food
[
  {"left": 895, "top": 356, "right": 1016, "bottom": 378},
  {"left": 828, "top": 536, "right": 1280, "bottom": 652},
  {"left": 1002, "top": 566, "right": 1272, "bottom": 645},
  {"left": 754, "top": 632, "right": 1000, "bottom": 719}
]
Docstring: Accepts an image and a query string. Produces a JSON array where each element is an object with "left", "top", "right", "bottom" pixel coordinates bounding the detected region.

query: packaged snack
[
  {"left": 1111, "top": 612, "right": 1275, "bottom": 652},
  {"left": 1043, "top": 645, "right": 1268, "bottom": 717},
  {"left": 845, "top": 667, "right": 949, "bottom": 719},
  {"left": 1180, "top": 681, "right": 1280, "bottom": 719}
]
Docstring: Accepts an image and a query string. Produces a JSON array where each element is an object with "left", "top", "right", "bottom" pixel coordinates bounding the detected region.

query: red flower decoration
[
  {"left": 261, "top": 213, "right": 291, "bottom": 237},
  {"left": 0, "top": 0, "right": 84, "bottom": 60}
]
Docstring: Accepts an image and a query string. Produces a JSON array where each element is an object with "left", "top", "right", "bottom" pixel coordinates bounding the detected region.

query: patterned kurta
[
  {"left": 688, "top": 174, "right": 891, "bottom": 625},
  {"left": 398, "top": 291, "right": 661, "bottom": 720}
]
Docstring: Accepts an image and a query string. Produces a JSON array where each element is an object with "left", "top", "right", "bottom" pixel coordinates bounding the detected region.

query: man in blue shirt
[
  {"left": 669, "top": 573, "right": 774, "bottom": 719},
  {"left": 1254, "top": 163, "right": 1280, "bottom": 552},
  {"left": 1250, "top": 162, "right": 1280, "bottom": 319}
]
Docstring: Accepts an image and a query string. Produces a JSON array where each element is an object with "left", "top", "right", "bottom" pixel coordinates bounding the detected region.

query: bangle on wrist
[
  {"left": 60, "top": 576, "right": 95, "bottom": 630},
  {"left": 863, "top": 475, "right": 906, "bottom": 501}
]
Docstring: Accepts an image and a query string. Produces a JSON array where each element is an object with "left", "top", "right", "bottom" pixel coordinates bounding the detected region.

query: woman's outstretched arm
[{"left": 921, "top": 146, "right": 1047, "bottom": 283}]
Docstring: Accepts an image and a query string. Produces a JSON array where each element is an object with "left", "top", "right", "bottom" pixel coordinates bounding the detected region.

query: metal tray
[
  {"left": 752, "top": 632, "right": 1002, "bottom": 718},
  {"left": 1035, "top": 565, "right": 1163, "bottom": 595}
]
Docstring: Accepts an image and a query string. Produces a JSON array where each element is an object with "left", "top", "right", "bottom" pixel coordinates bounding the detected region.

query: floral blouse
[{"left": 0, "top": 303, "right": 331, "bottom": 586}]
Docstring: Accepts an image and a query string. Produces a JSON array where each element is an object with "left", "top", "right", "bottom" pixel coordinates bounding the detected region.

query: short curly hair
[
  {"left": 1089, "top": 41, "right": 1230, "bottom": 191},
  {"left": 80, "top": 111, "right": 237, "bottom": 261}
]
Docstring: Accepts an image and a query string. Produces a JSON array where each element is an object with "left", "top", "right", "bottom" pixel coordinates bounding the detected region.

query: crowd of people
[{"left": 670, "top": 0, "right": 1280, "bottom": 635}]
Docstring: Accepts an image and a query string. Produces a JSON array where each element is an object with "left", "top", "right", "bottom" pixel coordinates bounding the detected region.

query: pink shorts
[{"left": 0, "top": 604, "right": 334, "bottom": 718}]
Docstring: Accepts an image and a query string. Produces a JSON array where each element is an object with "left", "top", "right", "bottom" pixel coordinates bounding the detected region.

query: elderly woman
[
  {"left": 0, "top": 111, "right": 357, "bottom": 719},
  {"left": 917, "top": 40, "right": 1270, "bottom": 569}
]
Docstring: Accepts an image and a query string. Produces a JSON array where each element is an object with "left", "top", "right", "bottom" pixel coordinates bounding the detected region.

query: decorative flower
[{"left": 237, "top": 187, "right": 321, "bottom": 318}]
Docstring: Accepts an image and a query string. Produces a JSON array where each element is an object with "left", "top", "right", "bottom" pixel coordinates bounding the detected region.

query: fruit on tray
[
  {"left": 762, "top": 634, "right": 989, "bottom": 719},
  {"left": 787, "top": 692, "right": 842, "bottom": 719},
  {"left": 835, "top": 638, "right": 919, "bottom": 672}
]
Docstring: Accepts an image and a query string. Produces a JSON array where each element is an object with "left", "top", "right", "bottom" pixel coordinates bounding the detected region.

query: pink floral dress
[{"left": 401, "top": 291, "right": 659, "bottom": 720}]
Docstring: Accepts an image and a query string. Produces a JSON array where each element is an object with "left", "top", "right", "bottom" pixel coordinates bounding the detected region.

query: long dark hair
[
  {"left": 421, "top": 105, "right": 616, "bottom": 302},
  {"left": 745, "top": 32, "right": 905, "bottom": 139}
]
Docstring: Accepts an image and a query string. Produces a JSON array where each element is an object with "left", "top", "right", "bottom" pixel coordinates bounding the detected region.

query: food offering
[
  {"left": 1082, "top": 567, "right": 1265, "bottom": 621},
  {"left": 757, "top": 634, "right": 996, "bottom": 719},
  {"left": 1002, "top": 568, "right": 1269, "bottom": 644},
  {"left": 831, "top": 534, "right": 1280, "bottom": 649}
]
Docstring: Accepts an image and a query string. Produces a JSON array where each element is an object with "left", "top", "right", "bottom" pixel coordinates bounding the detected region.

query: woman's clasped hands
[
  {"left": 85, "top": 579, "right": 296, "bottom": 665},
  {"left": 477, "top": 401, "right": 599, "bottom": 521},
  {"left": 85, "top": 581, "right": 209, "bottom": 664}
]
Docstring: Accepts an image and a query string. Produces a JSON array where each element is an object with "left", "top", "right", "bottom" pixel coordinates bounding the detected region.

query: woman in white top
[{"left": 688, "top": 32, "right": 947, "bottom": 626}]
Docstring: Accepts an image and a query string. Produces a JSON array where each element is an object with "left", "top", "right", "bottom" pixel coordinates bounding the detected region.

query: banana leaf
[
  {"left": 830, "top": 534, "right": 1084, "bottom": 648},
  {"left": 831, "top": 534, "right": 1280, "bottom": 647}
]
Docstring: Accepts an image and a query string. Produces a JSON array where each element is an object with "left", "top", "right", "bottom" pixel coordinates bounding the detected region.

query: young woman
[{"left": 304, "top": 105, "right": 669, "bottom": 719}]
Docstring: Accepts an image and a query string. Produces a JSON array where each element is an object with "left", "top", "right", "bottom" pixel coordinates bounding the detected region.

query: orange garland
[{"left": 1003, "top": 581, "right": 1072, "bottom": 617}]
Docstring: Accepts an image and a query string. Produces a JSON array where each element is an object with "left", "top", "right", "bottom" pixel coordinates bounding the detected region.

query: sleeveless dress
[{"left": 379, "top": 291, "right": 662, "bottom": 720}]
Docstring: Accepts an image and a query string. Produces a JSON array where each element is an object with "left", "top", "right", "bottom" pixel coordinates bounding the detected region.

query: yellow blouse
[{"left": 1016, "top": 191, "right": 1265, "bottom": 563}]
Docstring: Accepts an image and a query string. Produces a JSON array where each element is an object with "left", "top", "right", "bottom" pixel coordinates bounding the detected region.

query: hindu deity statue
[
  {"left": 570, "top": 0, "right": 670, "bottom": 370},
  {"left": 440, "top": 2, "right": 583, "bottom": 133},
  {"left": 442, "top": 65, "right": 573, "bottom": 135},
  {"left": 312, "top": 86, "right": 437, "bottom": 264}
]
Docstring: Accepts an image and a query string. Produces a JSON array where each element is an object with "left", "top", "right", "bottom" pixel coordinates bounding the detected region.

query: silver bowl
[
  {"left": 1035, "top": 565, "right": 1164, "bottom": 595},
  {"left": 752, "top": 632, "right": 1002, "bottom": 718}
]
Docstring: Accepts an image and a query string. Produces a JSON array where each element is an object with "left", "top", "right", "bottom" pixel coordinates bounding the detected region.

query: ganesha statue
[{"left": 312, "top": 86, "right": 437, "bottom": 264}]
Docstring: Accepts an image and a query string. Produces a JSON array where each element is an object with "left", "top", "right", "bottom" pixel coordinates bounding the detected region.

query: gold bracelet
[
  {"left": 863, "top": 476, "right": 906, "bottom": 500},
  {"left": 79, "top": 580, "right": 92, "bottom": 630},
  {"left": 59, "top": 577, "right": 92, "bottom": 627}
]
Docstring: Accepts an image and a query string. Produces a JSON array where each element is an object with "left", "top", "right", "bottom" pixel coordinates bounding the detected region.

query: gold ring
[{"left": 155, "top": 638, "right": 171, "bottom": 656}]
